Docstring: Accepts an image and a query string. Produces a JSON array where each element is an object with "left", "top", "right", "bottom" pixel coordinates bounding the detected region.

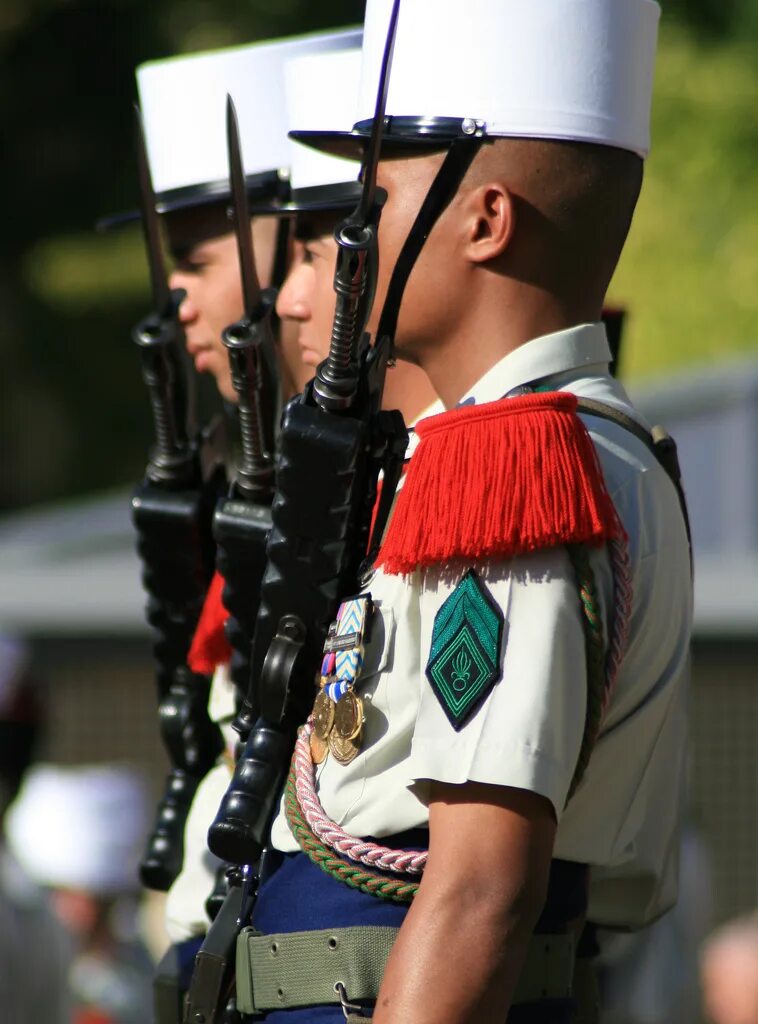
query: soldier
[
  {"left": 229, "top": 1, "right": 692, "bottom": 1022},
  {"left": 172, "top": 36, "right": 439, "bottom": 956},
  {"left": 274, "top": 45, "right": 437, "bottom": 424},
  {"left": 126, "top": 31, "right": 364, "bottom": 950}
]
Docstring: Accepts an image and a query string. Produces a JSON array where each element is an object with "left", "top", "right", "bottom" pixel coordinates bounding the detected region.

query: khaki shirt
[{"left": 271, "top": 323, "right": 692, "bottom": 929}]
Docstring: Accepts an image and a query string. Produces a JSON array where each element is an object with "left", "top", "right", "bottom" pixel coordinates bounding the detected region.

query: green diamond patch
[{"left": 425, "top": 569, "right": 505, "bottom": 730}]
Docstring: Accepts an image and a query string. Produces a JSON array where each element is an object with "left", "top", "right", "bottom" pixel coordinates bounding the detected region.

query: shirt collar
[
  {"left": 406, "top": 398, "right": 446, "bottom": 461},
  {"left": 456, "top": 322, "right": 612, "bottom": 408}
]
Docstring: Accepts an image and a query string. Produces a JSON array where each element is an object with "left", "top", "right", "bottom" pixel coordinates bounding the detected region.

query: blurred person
[
  {"left": 597, "top": 823, "right": 713, "bottom": 1024},
  {"left": 0, "top": 636, "right": 73, "bottom": 1024},
  {"left": 273, "top": 44, "right": 438, "bottom": 425},
  {"left": 7, "top": 763, "right": 153, "bottom": 1024},
  {"left": 701, "top": 914, "right": 758, "bottom": 1024}
]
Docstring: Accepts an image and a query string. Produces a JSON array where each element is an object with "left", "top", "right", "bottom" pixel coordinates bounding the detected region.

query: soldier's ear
[{"left": 463, "top": 182, "right": 515, "bottom": 265}]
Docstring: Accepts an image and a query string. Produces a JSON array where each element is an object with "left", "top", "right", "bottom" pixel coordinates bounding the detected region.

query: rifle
[
  {"left": 212, "top": 96, "right": 277, "bottom": 709},
  {"left": 184, "top": 5, "right": 406, "bottom": 1019},
  {"left": 130, "top": 104, "right": 226, "bottom": 893},
  {"left": 201, "top": 97, "right": 280, "bottom": 938}
]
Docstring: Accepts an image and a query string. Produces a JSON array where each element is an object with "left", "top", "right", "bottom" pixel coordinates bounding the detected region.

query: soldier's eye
[{"left": 174, "top": 258, "right": 206, "bottom": 275}]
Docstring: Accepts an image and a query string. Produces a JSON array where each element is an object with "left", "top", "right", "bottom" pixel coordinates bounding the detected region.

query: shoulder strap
[{"left": 575, "top": 397, "right": 692, "bottom": 559}]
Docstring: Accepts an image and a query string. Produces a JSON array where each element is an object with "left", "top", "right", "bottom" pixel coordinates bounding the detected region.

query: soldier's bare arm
[{"left": 374, "top": 781, "right": 556, "bottom": 1023}]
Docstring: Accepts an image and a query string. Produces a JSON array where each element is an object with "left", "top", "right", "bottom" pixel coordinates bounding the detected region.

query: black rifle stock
[{"left": 131, "top": 105, "right": 225, "bottom": 892}]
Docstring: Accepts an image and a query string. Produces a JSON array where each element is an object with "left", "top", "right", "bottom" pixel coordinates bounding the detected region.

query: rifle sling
[{"left": 575, "top": 397, "right": 692, "bottom": 560}]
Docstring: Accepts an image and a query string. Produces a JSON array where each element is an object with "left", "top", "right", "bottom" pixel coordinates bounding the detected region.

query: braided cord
[
  {"left": 285, "top": 758, "right": 419, "bottom": 903},
  {"left": 566, "top": 544, "right": 607, "bottom": 799},
  {"left": 293, "top": 723, "right": 427, "bottom": 874},
  {"left": 606, "top": 537, "right": 633, "bottom": 712}
]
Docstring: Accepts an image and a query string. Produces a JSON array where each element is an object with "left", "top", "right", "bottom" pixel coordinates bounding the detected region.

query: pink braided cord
[{"left": 294, "top": 722, "right": 427, "bottom": 876}]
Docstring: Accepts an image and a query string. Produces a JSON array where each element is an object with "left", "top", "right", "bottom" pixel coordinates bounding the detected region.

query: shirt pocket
[{"left": 358, "top": 600, "right": 396, "bottom": 694}]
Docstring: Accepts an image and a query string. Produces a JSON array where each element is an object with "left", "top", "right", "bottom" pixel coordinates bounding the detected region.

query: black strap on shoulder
[{"left": 575, "top": 397, "right": 692, "bottom": 560}]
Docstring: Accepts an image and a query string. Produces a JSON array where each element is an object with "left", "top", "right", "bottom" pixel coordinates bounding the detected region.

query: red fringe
[
  {"left": 376, "top": 392, "right": 625, "bottom": 576},
  {"left": 187, "top": 570, "right": 231, "bottom": 675}
]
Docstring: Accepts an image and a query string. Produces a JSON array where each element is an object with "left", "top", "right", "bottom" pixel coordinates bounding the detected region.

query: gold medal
[
  {"left": 329, "top": 729, "right": 361, "bottom": 766},
  {"left": 312, "top": 690, "right": 335, "bottom": 741},
  {"left": 310, "top": 728, "right": 329, "bottom": 765},
  {"left": 333, "top": 690, "right": 364, "bottom": 741}
]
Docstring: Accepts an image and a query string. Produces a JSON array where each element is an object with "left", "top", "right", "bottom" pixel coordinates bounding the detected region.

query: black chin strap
[
  {"left": 271, "top": 216, "right": 292, "bottom": 293},
  {"left": 376, "top": 138, "right": 484, "bottom": 354}
]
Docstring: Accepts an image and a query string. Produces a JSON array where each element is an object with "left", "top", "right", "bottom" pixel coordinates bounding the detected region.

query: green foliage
[{"left": 609, "top": 24, "right": 758, "bottom": 378}]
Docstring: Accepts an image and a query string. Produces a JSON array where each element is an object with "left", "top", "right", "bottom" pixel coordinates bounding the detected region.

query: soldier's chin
[
  {"left": 193, "top": 349, "right": 215, "bottom": 374},
  {"left": 218, "top": 377, "right": 238, "bottom": 404},
  {"left": 300, "top": 347, "right": 323, "bottom": 368}
]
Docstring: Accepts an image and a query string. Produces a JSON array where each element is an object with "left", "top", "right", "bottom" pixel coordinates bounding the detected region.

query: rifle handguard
[
  {"left": 133, "top": 289, "right": 195, "bottom": 487},
  {"left": 314, "top": 223, "right": 376, "bottom": 411},
  {"left": 221, "top": 290, "right": 277, "bottom": 504}
]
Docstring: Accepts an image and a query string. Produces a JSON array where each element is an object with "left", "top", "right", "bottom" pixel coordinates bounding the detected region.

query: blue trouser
[
  {"left": 243, "top": 841, "right": 581, "bottom": 1023},
  {"left": 249, "top": 832, "right": 418, "bottom": 1023}
]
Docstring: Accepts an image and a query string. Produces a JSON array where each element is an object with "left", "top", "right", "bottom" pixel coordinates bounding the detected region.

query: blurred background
[{"left": 0, "top": 1, "right": 757, "bottom": 1022}]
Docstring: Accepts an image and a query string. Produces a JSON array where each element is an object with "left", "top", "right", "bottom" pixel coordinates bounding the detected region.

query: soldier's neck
[{"left": 419, "top": 284, "right": 601, "bottom": 409}]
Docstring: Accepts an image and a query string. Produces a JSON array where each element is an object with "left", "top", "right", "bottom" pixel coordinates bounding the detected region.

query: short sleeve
[{"left": 408, "top": 546, "right": 588, "bottom": 819}]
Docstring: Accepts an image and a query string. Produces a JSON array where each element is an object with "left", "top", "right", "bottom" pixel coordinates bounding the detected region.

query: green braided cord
[
  {"left": 566, "top": 544, "right": 607, "bottom": 800},
  {"left": 285, "top": 763, "right": 419, "bottom": 904}
]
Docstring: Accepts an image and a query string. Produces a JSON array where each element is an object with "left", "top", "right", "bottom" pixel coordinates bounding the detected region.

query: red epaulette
[
  {"left": 187, "top": 570, "right": 232, "bottom": 674},
  {"left": 376, "top": 392, "right": 625, "bottom": 575}
]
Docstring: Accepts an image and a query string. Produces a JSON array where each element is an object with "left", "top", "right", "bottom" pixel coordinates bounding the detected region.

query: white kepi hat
[
  {"left": 278, "top": 44, "right": 364, "bottom": 214},
  {"left": 6, "top": 764, "right": 149, "bottom": 894},
  {"left": 293, "top": 0, "right": 661, "bottom": 160},
  {"left": 137, "top": 28, "right": 360, "bottom": 216}
]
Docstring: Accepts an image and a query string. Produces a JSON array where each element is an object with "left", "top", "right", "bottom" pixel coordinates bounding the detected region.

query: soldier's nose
[
  {"left": 276, "top": 272, "right": 309, "bottom": 323},
  {"left": 174, "top": 289, "right": 198, "bottom": 324}
]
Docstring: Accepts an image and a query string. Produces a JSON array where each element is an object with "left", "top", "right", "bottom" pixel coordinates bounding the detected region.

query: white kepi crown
[
  {"left": 293, "top": 0, "right": 661, "bottom": 159},
  {"left": 136, "top": 27, "right": 361, "bottom": 214},
  {"left": 281, "top": 45, "right": 363, "bottom": 212},
  {"left": 6, "top": 764, "right": 149, "bottom": 894}
]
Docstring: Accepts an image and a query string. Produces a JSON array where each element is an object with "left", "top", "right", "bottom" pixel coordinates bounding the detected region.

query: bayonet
[
  {"left": 134, "top": 104, "right": 173, "bottom": 319},
  {"left": 226, "top": 96, "right": 263, "bottom": 318},
  {"left": 354, "top": 0, "right": 400, "bottom": 227}
]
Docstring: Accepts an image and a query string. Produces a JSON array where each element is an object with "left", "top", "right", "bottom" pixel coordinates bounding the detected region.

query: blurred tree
[{"left": 0, "top": 0, "right": 363, "bottom": 511}]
